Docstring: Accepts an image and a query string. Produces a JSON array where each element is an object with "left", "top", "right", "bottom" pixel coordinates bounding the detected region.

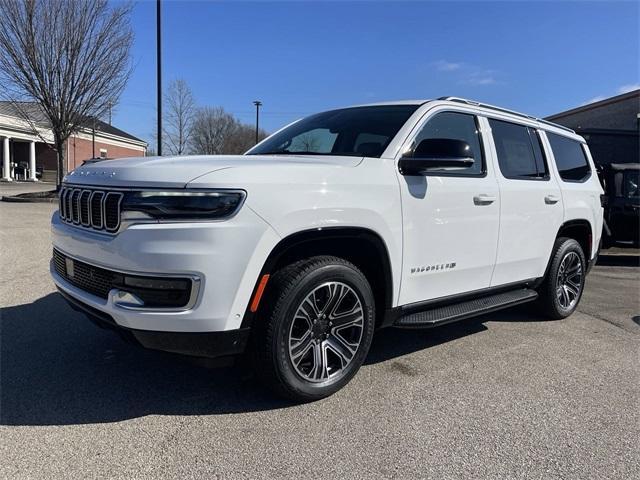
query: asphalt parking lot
[{"left": 1, "top": 196, "right": 639, "bottom": 479}]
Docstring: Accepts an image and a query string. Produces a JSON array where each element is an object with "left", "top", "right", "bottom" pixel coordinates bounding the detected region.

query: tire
[
  {"left": 252, "top": 256, "right": 375, "bottom": 402},
  {"left": 538, "top": 237, "right": 587, "bottom": 320}
]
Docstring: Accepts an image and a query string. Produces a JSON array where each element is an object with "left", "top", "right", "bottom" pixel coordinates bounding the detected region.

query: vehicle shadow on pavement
[
  {"left": 1, "top": 292, "right": 535, "bottom": 426},
  {"left": 1, "top": 293, "right": 291, "bottom": 426}
]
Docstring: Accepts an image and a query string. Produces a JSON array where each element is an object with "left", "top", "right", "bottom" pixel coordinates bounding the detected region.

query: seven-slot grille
[{"left": 59, "top": 186, "right": 123, "bottom": 232}]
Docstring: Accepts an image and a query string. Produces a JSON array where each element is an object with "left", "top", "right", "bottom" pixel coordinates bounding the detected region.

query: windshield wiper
[{"left": 249, "top": 150, "right": 292, "bottom": 155}]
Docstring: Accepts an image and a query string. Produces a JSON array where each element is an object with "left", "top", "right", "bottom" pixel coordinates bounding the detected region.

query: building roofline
[
  {"left": 545, "top": 89, "right": 640, "bottom": 121},
  {"left": 0, "top": 100, "right": 147, "bottom": 145}
]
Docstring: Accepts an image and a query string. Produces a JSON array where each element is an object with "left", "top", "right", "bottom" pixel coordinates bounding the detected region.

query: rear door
[
  {"left": 487, "top": 118, "right": 564, "bottom": 286},
  {"left": 397, "top": 108, "right": 500, "bottom": 305}
]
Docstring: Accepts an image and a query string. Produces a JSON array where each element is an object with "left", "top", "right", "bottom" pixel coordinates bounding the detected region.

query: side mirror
[{"left": 399, "top": 138, "right": 475, "bottom": 176}]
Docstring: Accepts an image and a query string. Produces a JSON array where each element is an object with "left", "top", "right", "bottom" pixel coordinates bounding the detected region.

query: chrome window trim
[{"left": 53, "top": 247, "right": 202, "bottom": 313}]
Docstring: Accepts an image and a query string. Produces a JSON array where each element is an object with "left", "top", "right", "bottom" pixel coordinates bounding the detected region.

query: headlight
[{"left": 121, "top": 190, "right": 246, "bottom": 221}]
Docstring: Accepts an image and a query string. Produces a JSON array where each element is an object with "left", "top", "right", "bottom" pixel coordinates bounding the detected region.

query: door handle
[
  {"left": 473, "top": 194, "right": 496, "bottom": 205},
  {"left": 545, "top": 194, "right": 560, "bottom": 205}
]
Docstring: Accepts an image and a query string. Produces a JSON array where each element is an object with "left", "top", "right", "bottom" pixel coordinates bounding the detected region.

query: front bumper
[
  {"left": 51, "top": 204, "right": 280, "bottom": 332},
  {"left": 58, "top": 288, "right": 250, "bottom": 359}
]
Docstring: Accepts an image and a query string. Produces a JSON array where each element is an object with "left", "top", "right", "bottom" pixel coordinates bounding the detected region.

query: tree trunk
[{"left": 55, "top": 135, "right": 67, "bottom": 191}]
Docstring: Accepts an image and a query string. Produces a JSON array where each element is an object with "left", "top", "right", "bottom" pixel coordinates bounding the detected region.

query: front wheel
[
  {"left": 538, "top": 237, "right": 586, "bottom": 319},
  {"left": 253, "top": 256, "right": 375, "bottom": 401}
]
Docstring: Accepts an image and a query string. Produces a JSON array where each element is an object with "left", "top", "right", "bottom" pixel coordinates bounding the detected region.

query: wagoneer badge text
[{"left": 411, "top": 263, "right": 457, "bottom": 275}]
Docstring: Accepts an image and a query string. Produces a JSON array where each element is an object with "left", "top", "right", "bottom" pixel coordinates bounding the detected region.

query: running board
[{"left": 394, "top": 288, "right": 538, "bottom": 329}]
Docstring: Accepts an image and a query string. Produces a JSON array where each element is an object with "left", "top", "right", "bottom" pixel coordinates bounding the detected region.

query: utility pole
[
  {"left": 92, "top": 118, "right": 96, "bottom": 158},
  {"left": 253, "top": 100, "right": 262, "bottom": 145},
  {"left": 156, "top": 0, "right": 163, "bottom": 156},
  {"left": 108, "top": 101, "right": 112, "bottom": 125}
]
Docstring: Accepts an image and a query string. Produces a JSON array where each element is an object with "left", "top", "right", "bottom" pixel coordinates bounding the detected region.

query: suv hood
[{"left": 63, "top": 154, "right": 363, "bottom": 188}]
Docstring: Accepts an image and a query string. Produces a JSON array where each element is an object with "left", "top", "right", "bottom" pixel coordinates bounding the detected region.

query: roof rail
[{"left": 437, "top": 96, "right": 575, "bottom": 133}]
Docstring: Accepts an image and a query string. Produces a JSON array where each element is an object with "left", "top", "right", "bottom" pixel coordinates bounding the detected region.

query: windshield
[{"left": 247, "top": 105, "right": 420, "bottom": 158}]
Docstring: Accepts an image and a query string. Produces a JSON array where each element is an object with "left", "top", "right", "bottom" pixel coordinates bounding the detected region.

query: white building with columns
[{"left": 0, "top": 102, "right": 147, "bottom": 183}]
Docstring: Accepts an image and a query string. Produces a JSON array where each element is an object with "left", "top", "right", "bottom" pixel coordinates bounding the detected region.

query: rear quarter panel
[{"left": 540, "top": 130, "right": 604, "bottom": 260}]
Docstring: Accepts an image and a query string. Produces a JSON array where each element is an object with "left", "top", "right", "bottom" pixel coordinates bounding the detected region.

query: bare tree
[
  {"left": 164, "top": 79, "right": 195, "bottom": 155},
  {"left": 190, "top": 107, "right": 269, "bottom": 155},
  {"left": 0, "top": 0, "right": 133, "bottom": 187},
  {"left": 189, "top": 107, "right": 239, "bottom": 155},
  {"left": 224, "top": 123, "right": 269, "bottom": 154}
]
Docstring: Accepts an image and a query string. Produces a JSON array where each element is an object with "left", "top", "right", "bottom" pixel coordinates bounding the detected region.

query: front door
[{"left": 397, "top": 109, "right": 500, "bottom": 306}]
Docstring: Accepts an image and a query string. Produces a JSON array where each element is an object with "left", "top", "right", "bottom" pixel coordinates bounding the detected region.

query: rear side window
[
  {"left": 547, "top": 133, "right": 591, "bottom": 182},
  {"left": 489, "top": 119, "right": 548, "bottom": 180}
]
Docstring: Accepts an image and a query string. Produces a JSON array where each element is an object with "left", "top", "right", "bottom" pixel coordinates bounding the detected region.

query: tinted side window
[
  {"left": 548, "top": 133, "right": 591, "bottom": 182},
  {"left": 413, "top": 112, "right": 484, "bottom": 176},
  {"left": 490, "top": 119, "right": 547, "bottom": 180}
]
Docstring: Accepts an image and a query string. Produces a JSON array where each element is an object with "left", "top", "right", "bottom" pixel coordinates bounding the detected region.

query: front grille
[
  {"left": 59, "top": 186, "right": 122, "bottom": 233},
  {"left": 52, "top": 249, "right": 194, "bottom": 308}
]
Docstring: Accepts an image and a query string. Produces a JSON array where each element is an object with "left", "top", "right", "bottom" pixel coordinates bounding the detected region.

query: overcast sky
[{"left": 113, "top": 0, "right": 639, "bottom": 144}]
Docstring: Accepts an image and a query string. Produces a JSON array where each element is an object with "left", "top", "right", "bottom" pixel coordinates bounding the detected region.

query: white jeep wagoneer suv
[{"left": 51, "top": 97, "right": 604, "bottom": 401}]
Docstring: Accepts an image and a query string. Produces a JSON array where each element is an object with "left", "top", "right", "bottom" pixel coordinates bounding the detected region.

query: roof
[
  {"left": 349, "top": 100, "right": 428, "bottom": 107},
  {"left": 0, "top": 101, "right": 49, "bottom": 124},
  {"left": 546, "top": 89, "right": 640, "bottom": 121},
  {"left": 87, "top": 117, "right": 143, "bottom": 143},
  {"left": 348, "top": 97, "right": 575, "bottom": 134},
  {"left": 0, "top": 101, "right": 144, "bottom": 143}
]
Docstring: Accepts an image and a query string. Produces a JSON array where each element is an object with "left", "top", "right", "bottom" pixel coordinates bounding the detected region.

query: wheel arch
[
  {"left": 241, "top": 227, "right": 394, "bottom": 328},
  {"left": 556, "top": 219, "right": 593, "bottom": 261}
]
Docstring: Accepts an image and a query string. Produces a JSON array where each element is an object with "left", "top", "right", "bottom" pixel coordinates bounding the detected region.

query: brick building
[
  {"left": 546, "top": 89, "right": 639, "bottom": 166},
  {"left": 0, "top": 102, "right": 147, "bottom": 182}
]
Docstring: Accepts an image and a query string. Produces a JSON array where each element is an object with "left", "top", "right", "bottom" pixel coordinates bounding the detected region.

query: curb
[{"left": 1, "top": 195, "right": 58, "bottom": 203}]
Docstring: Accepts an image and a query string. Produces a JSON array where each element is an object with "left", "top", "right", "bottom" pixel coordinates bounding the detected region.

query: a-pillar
[
  {"left": 1, "top": 136, "right": 11, "bottom": 182},
  {"left": 28, "top": 141, "right": 38, "bottom": 181}
]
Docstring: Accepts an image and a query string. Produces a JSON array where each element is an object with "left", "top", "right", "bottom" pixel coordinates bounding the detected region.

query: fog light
[{"left": 113, "top": 290, "right": 145, "bottom": 308}]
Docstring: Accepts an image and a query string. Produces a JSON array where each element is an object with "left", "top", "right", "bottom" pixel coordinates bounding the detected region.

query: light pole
[
  {"left": 156, "top": 0, "right": 162, "bottom": 156},
  {"left": 253, "top": 100, "right": 262, "bottom": 145}
]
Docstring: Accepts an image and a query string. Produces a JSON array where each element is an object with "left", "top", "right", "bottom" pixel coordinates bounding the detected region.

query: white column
[
  {"left": 1, "top": 136, "right": 11, "bottom": 182},
  {"left": 28, "top": 141, "right": 38, "bottom": 181}
]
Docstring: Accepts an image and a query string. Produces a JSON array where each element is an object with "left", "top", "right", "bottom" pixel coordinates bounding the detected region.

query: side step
[{"left": 394, "top": 288, "right": 538, "bottom": 329}]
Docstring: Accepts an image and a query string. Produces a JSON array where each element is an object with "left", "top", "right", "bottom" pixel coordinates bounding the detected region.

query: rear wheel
[
  {"left": 253, "top": 256, "right": 375, "bottom": 401},
  {"left": 538, "top": 237, "right": 586, "bottom": 319}
]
